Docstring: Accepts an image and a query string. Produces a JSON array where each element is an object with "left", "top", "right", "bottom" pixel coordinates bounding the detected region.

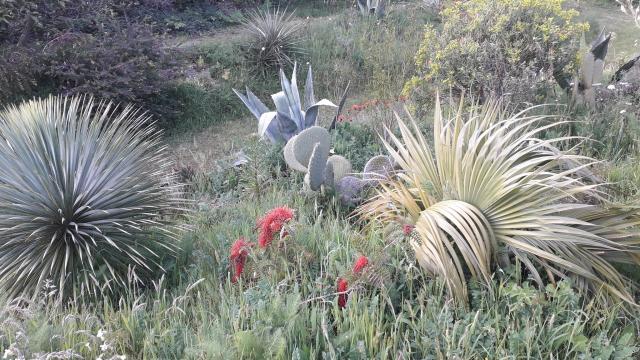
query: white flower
[
  {"left": 620, "top": 109, "right": 627, "bottom": 114},
  {"left": 3, "top": 349, "right": 15, "bottom": 359},
  {"left": 97, "top": 329, "right": 106, "bottom": 340},
  {"left": 607, "top": 84, "right": 616, "bottom": 90}
]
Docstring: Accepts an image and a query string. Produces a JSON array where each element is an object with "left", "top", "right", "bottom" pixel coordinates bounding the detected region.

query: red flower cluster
[
  {"left": 337, "top": 278, "right": 349, "bottom": 308},
  {"left": 337, "top": 255, "right": 370, "bottom": 308},
  {"left": 353, "top": 255, "right": 369, "bottom": 274},
  {"left": 337, "top": 95, "right": 410, "bottom": 124},
  {"left": 257, "top": 206, "right": 294, "bottom": 248},
  {"left": 402, "top": 224, "right": 414, "bottom": 236},
  {"left": 230, "top": 238, "right": 254, "bottom": 283}
]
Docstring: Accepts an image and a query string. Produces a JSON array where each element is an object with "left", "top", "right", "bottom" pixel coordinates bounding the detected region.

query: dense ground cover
[{"left": 1, "top": 0, "right": 640, "bottom": 359}]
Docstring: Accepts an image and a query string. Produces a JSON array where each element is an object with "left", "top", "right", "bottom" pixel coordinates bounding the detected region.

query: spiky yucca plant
[
  {"left": 358, "top": 97, "right": 640, "bottom": 305},
  {"left": 0, "top": 96, "right": 182, "bottom": 300},
  {"left": 242, "top": 7, "right": 303, "bottom": 70}
]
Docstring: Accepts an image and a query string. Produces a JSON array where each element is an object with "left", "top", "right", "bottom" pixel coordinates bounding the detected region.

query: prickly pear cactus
[
  {"left": 307, "top": 142, "right": 330, "bottom": 191},
  {"left": 326, "top": 155, "right": 352, "bottom": 184},
  {"left": 363, "top": 155, "right": 394, "bottom": 183},
  {"left": 324, "top": 161, "right": 335, "bottom": 189},
  {"left": 336, "top": 176, "right": 365, "bottom": 206},
  {"left": 284, "top": 135, "right": 307, "bottom": 172},
  {"left": 293, "top": 126, "right": 330, "bottom": 169}
]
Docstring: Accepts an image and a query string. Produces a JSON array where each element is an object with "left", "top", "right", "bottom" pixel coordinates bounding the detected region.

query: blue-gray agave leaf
[
  {"left": 304, "top": 99, "right": 338, "bottom": 128},
  {"left": 279, "top": 64, "right": 305, "bottom": 129},
  {"left": 272, "top": 91, "right": 290, "bottom": 118},
  {"left": 233, "top": 87, "right": 268, "bottom": 120},
  {"left": 304, "top": 65, "right": 315, "bottom": 110},
  {"left": 258, "top": 112, "right": 282, "bottom": 143},
  {"left": 276, "top": 111, "right": 299, "bottom": 140}
]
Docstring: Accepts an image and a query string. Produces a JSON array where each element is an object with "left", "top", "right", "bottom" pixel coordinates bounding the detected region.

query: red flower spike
[
  {"left": 337, "top": 278, "right": 349, "bottom": 308},
  {"left": 402, "top": 224, "right": 414, "bottom": 236},
  {"left": 353, "top": 256, "right": 369, "bottom": 274},
  {"left": 257, "top": 206, "right": 294, "bottom": 248},
  {"left": 230, "top": 238, "right": 253, "bottom": 283}
]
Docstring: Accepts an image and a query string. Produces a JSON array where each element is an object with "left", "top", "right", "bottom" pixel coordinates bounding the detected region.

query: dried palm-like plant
[
  {"left": 0, "top": 95, "right": 183, "bottom": 300},
  {"left": 358, "top": 97, "right": 640, "bottom": 305},
  {"left": 242, "top": 7, "right": 303, "bottom": 71}
]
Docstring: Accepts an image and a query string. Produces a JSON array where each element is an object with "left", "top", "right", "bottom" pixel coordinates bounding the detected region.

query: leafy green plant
[
  {"left": 405, "top": 0, "right": 588, "bottom": 105},
  {"left": 0, "top": 95, "right": 182, "bottom": 300},
  {"left": 241, "top": 7, "right": 303, "bottom": 71},
  {"left": 359, "top": 96, "right": 640, "bottom": 305}
]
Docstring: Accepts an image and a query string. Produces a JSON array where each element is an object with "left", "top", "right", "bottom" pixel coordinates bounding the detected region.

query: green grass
[{"left": 2, "top": 168, "right": 639, "bottom": 358}]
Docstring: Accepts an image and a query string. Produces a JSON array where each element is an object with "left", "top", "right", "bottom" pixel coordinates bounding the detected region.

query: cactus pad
[
  {"left": 324, "top": 162, "right": 335, "bottom": 189},
  {"left": 363, "top": 155, "right": 394, "bottom": 183},
  {"left": 307, "top": 142, "right": 329, "bottom": 191},
  {"left": 336, "top": 176, "right": 365, "bottom": 206},
  {"left": 326, "top": 155, "right": 352, "bottom": 183},
  {"left": 284, "top": 135, "right": 308, "bottom": 172},
  {"left": 293, "top": 126, "right": 330, "bottom": 168}
]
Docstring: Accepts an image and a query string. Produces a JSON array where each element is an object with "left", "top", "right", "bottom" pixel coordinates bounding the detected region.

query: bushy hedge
[
  {"left": 0, "top": 1, "right": 177, "bottom": 116},
  {"left": 405, "top": 0, "right": 588, "bottom": 105}
]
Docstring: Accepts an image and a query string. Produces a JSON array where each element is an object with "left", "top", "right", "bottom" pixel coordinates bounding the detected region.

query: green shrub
[
  {"left": 0, "top": 96, "right": 182, "bottom": 300},
  {"left": 332, "top": 123, "right": 383, "bottom": 171},
  {"left": 406, "top": 0, "right": 588, "bottom": 105}
]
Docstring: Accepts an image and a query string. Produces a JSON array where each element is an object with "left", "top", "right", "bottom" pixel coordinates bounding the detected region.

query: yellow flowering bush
[{"left": 406, "top": 0, "right": 588, "bottom": 104}]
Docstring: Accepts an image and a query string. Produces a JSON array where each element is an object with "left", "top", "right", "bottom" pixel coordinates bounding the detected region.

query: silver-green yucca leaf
[
  {"left": 358, "top": 96, "right": 640, "bottom": 305},
  {"left": 0, "top": 95, "right": 183, "bottom": 300},
  {"left": 241, "top": 7, "right": 303, "bottom": 69}
]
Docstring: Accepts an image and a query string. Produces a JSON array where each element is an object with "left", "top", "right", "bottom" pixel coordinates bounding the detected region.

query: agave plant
[
  {"left": 575, "top": 29, "right": 611, "bottom": 106},
  {"left": 234, "top": 63, "right": 338, "bottom": 143},
  {"left": 358, "top": 97, "right": 640, "bottom": 305},
  {"left": 357, "top": 0, "right": 386, "bottom": 18},
  {"left": 241, "top": 7, "right": 303, "bottom": 70},
  {"left": 0, "top": 95, "right": 182, "bottom": 300}
]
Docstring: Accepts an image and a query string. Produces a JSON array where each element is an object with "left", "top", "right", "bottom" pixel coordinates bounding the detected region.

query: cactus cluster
[
  {"left": 234, "top": 63, "right": 338, "bottom": 143},
  {"left": 357, "top": 0, "right": 386, "bottom": 18},
  {"left": 284, "top": 126, "right": 395, "bottom": 206}
]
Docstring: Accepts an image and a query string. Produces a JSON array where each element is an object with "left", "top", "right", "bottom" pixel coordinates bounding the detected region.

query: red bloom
[
  {"left": 353, "top": 256, "right": 369, "bottom": 274},
  {"left": 230, "top": 238, "right": 253, "bottom": 283},
  {"left": 402, "top": 224, "right": 414, "bottom": 236},
  {"left": 337, "top": 278, "right": 349, "bottom": 308},
  {"left": 257, "top": 206, "right": 294, "bottom": 248},
  {"left": 337, "top": 114, "right": 346, "bottom": 123}
]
